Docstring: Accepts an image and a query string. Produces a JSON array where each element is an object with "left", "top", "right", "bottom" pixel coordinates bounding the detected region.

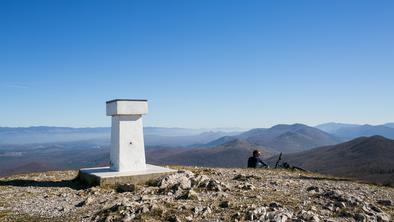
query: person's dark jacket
[{"left": 247, "top": 156, "right": 268, "bottom": 168}]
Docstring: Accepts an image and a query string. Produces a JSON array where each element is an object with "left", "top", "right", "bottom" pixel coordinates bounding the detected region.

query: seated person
[{"left": 247, "top": 150, "right": 268, "bottom": 168}]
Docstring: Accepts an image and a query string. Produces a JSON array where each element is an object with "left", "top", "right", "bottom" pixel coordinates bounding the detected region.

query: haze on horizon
[{"left": 1, "top": 1, "right": 393, "bottom": 128}]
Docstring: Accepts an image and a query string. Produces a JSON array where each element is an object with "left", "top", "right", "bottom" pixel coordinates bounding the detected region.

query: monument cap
[{"left": 106, "top": 99, "right": 148, "bottom": 116}]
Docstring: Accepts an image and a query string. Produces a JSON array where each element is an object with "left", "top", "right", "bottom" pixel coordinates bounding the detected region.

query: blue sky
[{"left": 1, "top": 0, "right": 393, "bottom": 128}]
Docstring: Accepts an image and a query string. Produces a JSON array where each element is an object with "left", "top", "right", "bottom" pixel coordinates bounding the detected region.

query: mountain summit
[{"left": 0, "top": 167, "right": 392, "bottom": 221}]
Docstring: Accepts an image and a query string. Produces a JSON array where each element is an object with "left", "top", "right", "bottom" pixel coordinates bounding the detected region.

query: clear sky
[{"left": 1, "top": 0, "right": 393, "bottom": 128}]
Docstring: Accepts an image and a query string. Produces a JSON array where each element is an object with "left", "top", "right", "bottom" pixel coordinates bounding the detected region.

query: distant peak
[
  {"left": 270, "top": 123, "right": 308, "bottom": 130},
  {"left": 292, "top": 123, "right": 307, "bottom": 127},
  {"left": 348, "top": 135, "right": 391, "bottom": 145},
  {"left": 367, "top": 135, "right": 388, "bottom": 140}
]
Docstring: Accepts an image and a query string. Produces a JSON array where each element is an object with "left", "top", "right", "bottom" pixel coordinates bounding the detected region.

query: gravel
[{"left": 0, "top": 167, "right": 393, "bottom": 221}]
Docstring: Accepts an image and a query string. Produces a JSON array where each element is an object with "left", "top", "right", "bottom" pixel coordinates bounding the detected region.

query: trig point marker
[
  {"left": 78, "top": 99, "right": 175, "bottom": 187},
  {"left": 106, "top": 99, "right": 148, "bottom": 171}
]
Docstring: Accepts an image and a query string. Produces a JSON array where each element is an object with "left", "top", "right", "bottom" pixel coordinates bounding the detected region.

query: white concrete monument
[
  {"left": 106, "top": 99, "right": 148, "bottom": 172},
  {"left": 79, "top": 99, "right": 175, "bottom": 186}
]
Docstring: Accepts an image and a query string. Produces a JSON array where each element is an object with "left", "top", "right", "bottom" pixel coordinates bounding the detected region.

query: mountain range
[
  {"left": 267, "top": 136, "right": 394, "bottom": 186},
  {"left": 1, "top": 123, "right": 394, "bottom": 185},
  {"left": 209, "top": 124, "right": 342, "bottom": 153},
  {"left": 384, "top": 123, "right": 394, "bottom": 128},
  {"left": 147, "top": 139, "right": 277, "bottom": 168},
  {"left": 0, "top": 141, "right": 109, "bottom": 176},
  {"left": 0, "top": 126, "right": 242, "bottom": 147},
  {"left": 316, "top": 122, "right": 394, "bottom": 140},
  {"left": 145, "top": 131, "right": 241, "bottom": 147},
  {"left": 315, "top": 123, "right": 360, "bottom": 133},
  {"left": 150, "top": 130, "right": 394, "bottom": 186},
  {"left": 3, "top": 123, "right": 394, "bottom": 146},
  {"left": 0, "top": 126, "right": 110, "bottom": 144}
]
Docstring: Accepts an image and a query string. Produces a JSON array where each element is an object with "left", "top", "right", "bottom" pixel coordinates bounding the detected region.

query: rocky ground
[{"left": 0, "top": 167, "right": 393, "bottom": 222}]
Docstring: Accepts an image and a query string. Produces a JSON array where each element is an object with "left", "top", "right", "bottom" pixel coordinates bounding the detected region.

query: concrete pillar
[
  {"left": 78, "top": 99, "right": 175, "bottom": 187},
  {"left": 106, "top": 99, "right": 148, "bottom": 172}
]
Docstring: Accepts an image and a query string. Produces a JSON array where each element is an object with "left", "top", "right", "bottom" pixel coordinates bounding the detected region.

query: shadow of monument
[{"left": 0, "top": 177, "right": 89, "bottom": 190}]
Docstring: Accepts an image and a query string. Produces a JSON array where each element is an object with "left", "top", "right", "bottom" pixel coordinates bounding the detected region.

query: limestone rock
[
  {"left": 200, "top": 179, "right": 229, "bottom": 192},
  {"left": 166, "top": 215, "right": 181, "bottom": 222},
  {"left": 116, "top": 183, "right": 135, "bottom": 193},
  {"left": 219, "top": 200, "right": 230, "bottom": 208},
  {"left": 298, "top": 210, "right": 320, "bottom": 222},
  {"left": 177, "top": 189, "right": 199, "bottom": 200},
  {"left": 306, "top": 186, "right": 320, "bottom": 193},
  {"left": 377, "top": 199, "right": 392, "bottom": 206},
  {"left": 157, "top": 171, "right": 194, "bottom": 190},
  {"left": 237, "top": 182, "right": 256, "bottom": 190}
]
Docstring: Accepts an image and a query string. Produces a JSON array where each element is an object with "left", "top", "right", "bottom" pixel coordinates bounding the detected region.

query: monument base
[{"left": 78, "top": 164, "right": 176, "bottom": 187}]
